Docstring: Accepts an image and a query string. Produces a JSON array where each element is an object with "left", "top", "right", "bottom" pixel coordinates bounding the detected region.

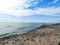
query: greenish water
[{"left": 0, "top": 22, "right": 42, "bottom": 38}]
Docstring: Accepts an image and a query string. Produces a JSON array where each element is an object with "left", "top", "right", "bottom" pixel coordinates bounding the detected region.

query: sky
[{"left": 0, "top": 0, "right": 60, "bottom": 23}]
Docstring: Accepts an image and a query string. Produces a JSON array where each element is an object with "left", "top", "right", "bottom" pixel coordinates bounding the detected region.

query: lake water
[{"left": 0, "top": 22, "right": 43, "bottom": 38}]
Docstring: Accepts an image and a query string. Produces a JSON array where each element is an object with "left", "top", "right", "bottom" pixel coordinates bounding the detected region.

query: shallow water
[{"left": 0, "top": 22, "right": 42, "bottom": 38}]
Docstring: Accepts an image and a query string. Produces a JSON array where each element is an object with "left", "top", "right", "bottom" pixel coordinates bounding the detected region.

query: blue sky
[{"left": 0, "top": 0, "right": 60, "bottom": 23}]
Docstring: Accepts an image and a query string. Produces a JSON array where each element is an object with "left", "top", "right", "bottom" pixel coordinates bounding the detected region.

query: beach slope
[{"left": 0, "top": 23, "right": 60, "bottom": 45}]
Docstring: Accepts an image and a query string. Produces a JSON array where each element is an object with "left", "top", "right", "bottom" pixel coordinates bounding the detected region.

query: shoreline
[{"left": 0, "top": 23, "right": 60, "bottom": 45}]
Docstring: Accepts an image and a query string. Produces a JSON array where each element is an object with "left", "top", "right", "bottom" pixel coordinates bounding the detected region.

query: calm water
[{"left": 0, "top": 22, "right": 43, "bottom": 38}]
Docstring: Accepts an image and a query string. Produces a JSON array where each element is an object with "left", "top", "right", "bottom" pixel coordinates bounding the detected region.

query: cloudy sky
[{"left": 0, "top": 0, "right": 60, "bottom": 23}]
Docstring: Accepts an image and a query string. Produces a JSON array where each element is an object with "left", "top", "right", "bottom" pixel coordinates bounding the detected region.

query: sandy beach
[{"left": 0, "top": 23, "right": 60, "bottom": 45}]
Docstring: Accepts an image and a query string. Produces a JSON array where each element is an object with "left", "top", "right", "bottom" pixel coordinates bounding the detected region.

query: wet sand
[{"left": 0, "top": 23, "right": 60, "bottom": 45}]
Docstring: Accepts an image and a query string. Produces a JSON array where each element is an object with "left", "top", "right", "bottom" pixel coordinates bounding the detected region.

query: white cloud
[
  {"left": 0, "top": 0, "right": 60, "bottom": 17},
  {"left": 34, "top": 7, "right": 60, "bottom": 16},
  {"left": 53, "top": 0, "right": 58, "bottom": 3},
  {"left": 4, "top": 7, "right": 60, "bottom": 17},
  {"left": 0, "top": 0, "right": 38, "bottom": 17},
  {"left": 0, "top": 0, "right": 38, "bottom": 10}
]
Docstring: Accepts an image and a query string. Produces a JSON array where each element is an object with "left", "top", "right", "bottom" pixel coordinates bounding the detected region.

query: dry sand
[{"left": 0, "top": 23, "right": 60, "bottom": 45}]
